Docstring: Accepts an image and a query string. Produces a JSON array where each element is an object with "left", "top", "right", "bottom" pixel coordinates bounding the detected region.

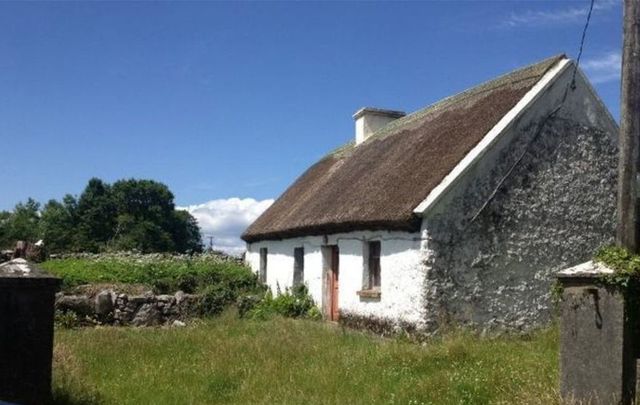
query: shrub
[
  {"left": 55, "top": 310, "right": 80, "bottom": 329},
  {"left": 247, "top": 284, "right": 319, "bottom": 320},
  {"left": 41, "top": 254, "right": 261, "bottom": 294},
  {"left": 237, "top": 294, "right": 262, "bottom": 318},
  {"left": 307, "top": 306, "right": 322, "bottom": 320},
  {"left": 152, "top": 277, "right": 174, "bottom": 294},
  {"left": 177, "top": 273, "right": 198, "bottom": 293},
  {"left": 198, "top": 284, "right": 236, "bottom": 317}
]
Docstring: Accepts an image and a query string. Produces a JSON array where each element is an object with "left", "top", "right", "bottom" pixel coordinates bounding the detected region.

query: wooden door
[{"left": 330, "top": 246, "right": 339, "bottom": 321}]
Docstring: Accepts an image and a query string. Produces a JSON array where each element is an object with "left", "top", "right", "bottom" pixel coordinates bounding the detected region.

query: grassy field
[{"left": 53, "top": 312, "right": 560, "bottom": 405}]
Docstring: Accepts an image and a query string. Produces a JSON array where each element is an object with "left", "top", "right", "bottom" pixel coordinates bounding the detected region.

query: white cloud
[
  {"left": 501, "top": 0, "right": 617, "bottom": 28},
  {"left": 503, "top": 7, "right": 587, "bottom": 28},
  {"left": 178, "top": 197, "right": 274, "bottom": 256},
  {"left": 582, "top": 51, "right": 621, "bottom": 84}
]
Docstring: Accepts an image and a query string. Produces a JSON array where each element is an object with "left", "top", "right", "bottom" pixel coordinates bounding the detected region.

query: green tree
[
  {"left": 76, "top": 178, "right": 117, "bottom": 252},
  {"left": 40, "top": 195, "right": 78, "bottom": 253},
  {"left": 110, "top": 179, "right": 197, "bottom": 253},
  {"left": 0, "top": 211, "right": 11, "bottom": 249},
  {"left": 1, "top": 178, "right": 203, "bottom": 254},
  {"left": 172, "top": 210, "right": 204, "bottom": 253},
  {"left": 111, "top": 179, "right": 175, "bottom": 225},
  {"left": 6, "top": 198, "right": 41, "bottom": 243},
  {"left": 112, "top": 216, "right": 175, "bottom": 253}
]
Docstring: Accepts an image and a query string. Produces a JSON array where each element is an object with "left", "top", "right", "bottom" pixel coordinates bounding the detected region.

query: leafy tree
[
  {"left": 40, "top": 195, "right": 78, "bottom": 253},
  {"left": 113, "top": 217, "right": 176, "bottom": 253},
  {"left": 172, "top": 210, "right": 204, "bottom": 254},
  {"left": 6, "top": 198, "right": 40, "bottom": 243},
  {"left": 76, "top": 178, "right": 117, "bottom": 252},
  {"left": 110, "top": 179, "right": 178, "bottom": 252},
  {"left": 1, "top": 177, "right": 203, "bottom": 254},
  {"left": 0, "top": 211, "right": 11, "bottom": 249},
  {"left": 111, "top": 179, "right": 175, "bottom": 227}
]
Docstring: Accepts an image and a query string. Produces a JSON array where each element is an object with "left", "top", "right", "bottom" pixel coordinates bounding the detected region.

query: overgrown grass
[
  {"left": 52, "top": 313, "right": 560, "bottom": 405},
  {"left": 40, "top": 255, "right": 260, "bottom": 295}
]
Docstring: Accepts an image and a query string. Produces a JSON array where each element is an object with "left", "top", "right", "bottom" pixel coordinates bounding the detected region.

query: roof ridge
[
  {"left": 378, "top": 54, "right": 567, "bottom": 136},
  {"left": 326, "top": 54, "right": 567, "bottom": 159}
]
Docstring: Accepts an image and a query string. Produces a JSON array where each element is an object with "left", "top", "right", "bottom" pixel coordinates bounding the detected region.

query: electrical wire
[
  {"left": 464, "top": 0, "right": 597, "bottom": 230},
  {"left": 571, "top": 0, "right": 596, "bottom": 90}
]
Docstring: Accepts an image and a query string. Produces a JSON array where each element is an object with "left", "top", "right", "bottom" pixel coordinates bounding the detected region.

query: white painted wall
[
  {"left": 246, "top": 235, "right": 323, "bottom": 300},
  {"left": 246, "top": 230, "right": 426, "bottom": 326}
]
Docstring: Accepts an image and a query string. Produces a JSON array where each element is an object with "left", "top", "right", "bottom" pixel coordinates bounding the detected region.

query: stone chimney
[{"left": 353, "top": 107, "right": 405, "bottom": 145}]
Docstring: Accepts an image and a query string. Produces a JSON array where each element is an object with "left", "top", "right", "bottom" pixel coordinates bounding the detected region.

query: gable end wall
[{"left": 420, "top": 63, "right": 618, "bottom": 333}]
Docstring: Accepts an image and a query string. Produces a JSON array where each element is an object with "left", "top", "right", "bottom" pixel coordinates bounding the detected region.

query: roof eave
[
  {"left": 412, "top": 57, "right": 571, "bottom": 216},
  {"left": 241, "top": 217, "right": 422, "bottom": 243}
]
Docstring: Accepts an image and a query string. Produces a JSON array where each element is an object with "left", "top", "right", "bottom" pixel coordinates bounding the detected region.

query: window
[
  {"left": 259, "top": 248, "right": 267, "bottom": 283},
  {"left": 358, "top": 241, "right": 381, "bottom": 299},
  {"left": 293, "top": 247, "right": 304, "bottom": 287},
  {"left": 367, "top": 241, "right": 381, "bottom": 289}
]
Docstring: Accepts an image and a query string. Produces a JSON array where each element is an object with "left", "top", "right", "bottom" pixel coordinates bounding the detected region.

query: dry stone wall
[{"left": 56, "top": 289, "right": 200, "bottom": 326}]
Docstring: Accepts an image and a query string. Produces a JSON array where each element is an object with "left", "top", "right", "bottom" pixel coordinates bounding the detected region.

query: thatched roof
[{"left": 243, "top": 55, "right": 566, "bottom": 243}]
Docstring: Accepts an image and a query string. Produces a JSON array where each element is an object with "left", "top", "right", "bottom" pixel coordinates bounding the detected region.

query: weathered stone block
[
  {"left": 128, "top": 295, "right": 151, "bottom": 306},
  {"left": 56, "top": 295, "right": 94, "bottom": 317},
  {"left": 94, "top": 290, "right": 114, "bottom": 316},
  {"left": 156, "top": 294, "right": 174, "bottom": 303},
  {"left": 175, "top": 290, "right": 185, "bottom": 304},
  {"left": 131, "top": 303, "right": 161, "bottom": 326},
  {"left": 557, "top": 261, "right": 636, "bottom": 405}
]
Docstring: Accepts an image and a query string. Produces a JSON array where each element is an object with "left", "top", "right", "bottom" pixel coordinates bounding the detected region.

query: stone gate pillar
[
  {"left": 0, "top": 258, "right": 61, "bottom": 405},
  {"left": 557, "top": 261, "right": 637, "bottom": 405}
]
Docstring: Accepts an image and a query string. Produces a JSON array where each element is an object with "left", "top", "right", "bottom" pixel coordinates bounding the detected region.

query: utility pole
[{"left": 617, "top": 0, "right": 640, "bottom": 252}]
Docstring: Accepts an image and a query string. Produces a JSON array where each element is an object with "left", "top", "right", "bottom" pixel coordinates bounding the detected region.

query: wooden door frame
[{"left": 322, "top": 245, "right": 339, "bottom": 321}]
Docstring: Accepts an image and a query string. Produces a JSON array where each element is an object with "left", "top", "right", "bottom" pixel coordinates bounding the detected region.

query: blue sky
[{"left": 0, "top": 1, "right": 623, "bottom": 252}]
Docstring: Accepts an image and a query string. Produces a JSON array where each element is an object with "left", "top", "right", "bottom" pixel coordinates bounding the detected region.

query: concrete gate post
[
  {"left": 0, "top": 258, "right": 61, "bottom": 405},
  {"left": 557, "top": 261, "right": 637, "bottom": 405}
]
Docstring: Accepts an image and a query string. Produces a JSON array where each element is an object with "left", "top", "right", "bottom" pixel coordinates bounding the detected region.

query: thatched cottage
[{"left": 242, "top": 55, "right": 618, "bottom": 334}]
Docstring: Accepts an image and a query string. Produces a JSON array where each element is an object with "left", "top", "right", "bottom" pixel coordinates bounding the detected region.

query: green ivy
[
  {"left": 550, "top": 280, "right": 564, "bottom": 308},
  {"left": 594, "top": 245, "right": 640, "bottom": 288}
]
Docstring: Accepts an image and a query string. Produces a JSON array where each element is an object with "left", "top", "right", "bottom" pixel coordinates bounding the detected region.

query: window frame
[
  {"left": 358, "top": 240, "right": 382, "bottom": 299},
  {"left": 293, "top": 246, "right": 304, "bottom": 287},
  {"left": 367, "top": 241, "right": 381, "bottom": 290},
  {"left": 259, "top": 247, "right": 268, "bottom": 283}
]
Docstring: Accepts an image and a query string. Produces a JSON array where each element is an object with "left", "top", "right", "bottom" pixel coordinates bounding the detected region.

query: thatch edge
[
  {"left": 242, "top": 55, "right": 569, "bottom": 244},
  {"left": 412, "top": 56, "right": 571, "bottom": 215},
  {"left": 242, "top": 217, "right": 422, "bottom": 243}
]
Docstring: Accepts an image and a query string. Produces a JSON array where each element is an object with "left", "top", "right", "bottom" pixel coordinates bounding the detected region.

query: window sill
[{"left": 357, "top": 289, "right": 381, "bottom": 299}]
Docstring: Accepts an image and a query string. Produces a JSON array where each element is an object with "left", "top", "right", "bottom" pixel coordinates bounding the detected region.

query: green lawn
[{"left": 53, "top": 313, "right": 560, "bottom": 405}]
